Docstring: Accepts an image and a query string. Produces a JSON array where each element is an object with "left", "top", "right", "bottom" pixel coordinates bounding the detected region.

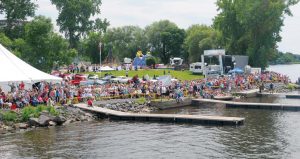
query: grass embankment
[
  {"left": 89, "top": 69, "right": 204, "bottom": 81},
  {"left": 0, "top": 105, "right": 59, "bottom": 122}
]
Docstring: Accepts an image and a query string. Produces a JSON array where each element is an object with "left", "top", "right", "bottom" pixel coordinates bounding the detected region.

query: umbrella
[{"left": 229, "top": 68, "right": 244, "bottom": 74}]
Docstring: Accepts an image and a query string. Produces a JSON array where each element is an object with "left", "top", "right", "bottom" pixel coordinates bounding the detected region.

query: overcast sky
[{"left": 33, "top": 0, "right": 300, "bottom": 54}]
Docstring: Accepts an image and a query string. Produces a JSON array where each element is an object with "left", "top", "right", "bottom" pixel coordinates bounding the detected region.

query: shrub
[
  {"left": 21, "top": 106, "right": 36, "bottom": 121},
  {"left": 136, "top": 97, "right": 146, "bottom": 105},
  {"left": 286, "top": 83, "right": 297, "bottom": 90},
  {"left": 146, "top": 57, "right": 156, "bottom": 67},
  {"left": 36, "top": 105, "right": 47, "bottom": 113},
  {"left": 47, "top": 106, "right": 59, "bottom": 116},
  {"left": 2, "top": 111, "right": 18, "bottom": 122},
  {"left": 20, "top": 105, "right": 60, "bottom": 121}
]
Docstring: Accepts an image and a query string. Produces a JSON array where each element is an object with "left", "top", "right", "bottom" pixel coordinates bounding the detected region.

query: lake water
[
  {"left": 2, "top": 106, "right": 300, "bottom": 159},
  {"left": 268, "top": 64, "right": 300, "bottom": 82},
  {"left": 2, "top": 64, "right": 300, "bottom": 159}
]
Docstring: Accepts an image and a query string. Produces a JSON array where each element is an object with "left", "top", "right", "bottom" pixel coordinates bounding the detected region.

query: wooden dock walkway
[
  {"left": 193, "top": 98, "right": 300, "bottom": 111},
  {"left": 74, "top": 103, "right": 244, "bottom": 126},
  {"left": 257, "top": 92, "right": 300, "bottom": 98},
  {"left": 233, "top": 89, "right": 259, "bottom": 97}
]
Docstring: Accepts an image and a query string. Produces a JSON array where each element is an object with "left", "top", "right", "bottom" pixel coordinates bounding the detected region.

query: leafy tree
[
  {"left": 51, "top": 0, "right": 109, "bottom": 49},
  {"left": 145, "top": 20, "right": 185, "bottom": 64},
  {"left": 184, "top": 24, "right": 221, "bottom": 63},
  {"left": 269, "top": 51, "right": 300, "bottom": 64},
  {"left": 103, "top": 26, "right": 148, "bottom": 61},
  {"left": 214, "top": 0, "right": 299, "bottom": 68},
  {"left": 0, "top": 0, "right": 37, "bottom": 39},
  {"left": 0, "top": 32, "right": 12, "bottom": 48},
  {"left": 146, "top": 57, "right": 156, "bottom": 67},
  {"left": 81, "top": 32, "right": 103, "bottom": 64},
  {"left": 13, "top": 16, "right": 76, "bottom": 72}
]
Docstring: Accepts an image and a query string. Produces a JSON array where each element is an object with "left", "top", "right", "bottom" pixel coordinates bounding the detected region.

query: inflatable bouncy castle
[{"left": 132, "top": 50, "right": 150, "bottom": 68}]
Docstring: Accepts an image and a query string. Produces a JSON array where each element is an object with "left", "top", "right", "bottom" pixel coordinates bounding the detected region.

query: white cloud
[
  {"left": 36, "top": 0, "right": 59, "bottom": 32},
  {"left": 277, "top": 4, "right": 300, "bottom": 54},
  {"left": 101, "top": 0, "right": 217, "bottom": 28}
]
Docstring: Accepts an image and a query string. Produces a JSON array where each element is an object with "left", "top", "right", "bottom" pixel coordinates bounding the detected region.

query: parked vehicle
[
  {"left": 80, "top": 79, "right": 106, "bottom": 85},
  {"left": 88, "top": 74, "right": 99, "bottom": 79},
  {"left": 61, "top": 73, "right": 72, "bottom": 80},
  {"left": 189, "top": 62, "right": 203, "bottom": 74},
  {"left": 71, "top": 74, "right": 87, "bottom": 85},
  {"left": 110, "top": 76, "right": 130, "bottom": 83},
  {"left": 102, "top": 75, "right": 116, "bottom": 81}
]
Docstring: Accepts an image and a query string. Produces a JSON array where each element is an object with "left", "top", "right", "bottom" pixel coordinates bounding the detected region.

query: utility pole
[{"left": 99, "top": 42, "right": 102, "bottom": 78}]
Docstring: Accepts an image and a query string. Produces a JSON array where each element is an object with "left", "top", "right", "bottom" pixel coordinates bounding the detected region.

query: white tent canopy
[
  {"left": 100, "top": 66, "right": 115, "bottom": 71},
  {"left": 0, "top": 43, "right": 62, "bottom": 84}
]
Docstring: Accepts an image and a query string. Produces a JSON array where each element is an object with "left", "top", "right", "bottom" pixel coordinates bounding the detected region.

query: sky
[{"left": 27, "top": 0, "right": 300, "bottom": 54}]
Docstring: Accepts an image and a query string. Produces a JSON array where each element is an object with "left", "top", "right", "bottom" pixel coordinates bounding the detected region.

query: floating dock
[
  {"left": 285, "top": 94, "right": 300, "bottom": 99},
  {"left": 150, "top": 98, "right": 192, "bottom": 109},
  {"left": 233, "top": 89, "right": 259, "bottom": 98},
  {"left": 74, "top": 103, "right": 244, "bottom": 126},
  {"left": 193, "top": 98, "right": 300, "bottom": 111}
]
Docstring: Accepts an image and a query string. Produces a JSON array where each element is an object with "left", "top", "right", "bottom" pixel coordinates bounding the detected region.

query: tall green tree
[
  {"left": 51, "top": 0, "right": 109, "bottom": 49},
  {"left": 13, "top": 16, "right": 77, "bottom": 72},
  {"left": 0, "top": 0, "right": 37, "bottom": 39},
  {"left": 0, "top": 32, "right": 12, "bottom": 48},
  {"left": 214, "top": 0, "right": 299, "bottom": 68},
  {"left": 145, "top": 20, "right": 185, "bottom": 64},
  {"left": 81, "top": 32, "right": 102, "bottom": 64},
  {"left": 102, "top": 26, "right": 148, "bottom": 61},
  {"left": 184, "top": 24, "right": 221, "bottom": 63}
]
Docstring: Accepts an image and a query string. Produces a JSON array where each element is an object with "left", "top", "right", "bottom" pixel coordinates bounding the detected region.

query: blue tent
[{"left": 228, "top": 68, "right": 244, "bottom": 74}]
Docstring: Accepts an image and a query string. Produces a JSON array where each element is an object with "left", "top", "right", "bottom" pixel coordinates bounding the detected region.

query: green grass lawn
[{"left": 88, "top": 69, "right": 204, "bottom": 81}]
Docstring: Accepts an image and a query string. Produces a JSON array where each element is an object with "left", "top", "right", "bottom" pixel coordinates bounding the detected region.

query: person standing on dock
[
  {"left": 259, "top": 82, "right": 264, "bottom": 93},
  {"left": 269, "top": 82, "right": 274, "bottom": 94}
]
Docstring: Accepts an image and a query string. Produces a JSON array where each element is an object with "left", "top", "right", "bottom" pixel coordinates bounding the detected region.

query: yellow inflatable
[{"left": 136, "top": 50, "right": 143, "bottom": 57}]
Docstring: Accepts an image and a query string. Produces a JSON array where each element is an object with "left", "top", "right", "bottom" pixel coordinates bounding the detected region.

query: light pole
[{"left": 99, "top": 42, "right": 102, "bottom": 78}]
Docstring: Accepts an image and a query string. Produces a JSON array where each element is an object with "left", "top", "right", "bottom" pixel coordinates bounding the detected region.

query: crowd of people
[{"left": 0, "top": 70, "right": 290, "bottom": 110}]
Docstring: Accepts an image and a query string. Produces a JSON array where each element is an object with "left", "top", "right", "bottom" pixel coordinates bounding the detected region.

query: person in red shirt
[
  {"left": 19, "top": 81, "right": 25, "bottom": 90},
  {"left": 87, "top": 98, "right": 93, "bottom": 107},
  {"left": 11, "top": 103, "right": 17, "bottom": 110}
]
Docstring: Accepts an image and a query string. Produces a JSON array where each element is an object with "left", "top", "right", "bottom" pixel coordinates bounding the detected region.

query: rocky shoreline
[
  {"left": 0, "top": 99, "right": 158, "bottom": 135},
  {"left": 94, "top": 99, "right": 158, "bottom": 113},
  {"left": 0, "top": 106, "right": 97, "bottom": 135}
]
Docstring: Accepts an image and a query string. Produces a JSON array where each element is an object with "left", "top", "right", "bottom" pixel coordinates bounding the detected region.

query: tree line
[{"left": 0, "top": 0, "right": 299, "bottom": 72}]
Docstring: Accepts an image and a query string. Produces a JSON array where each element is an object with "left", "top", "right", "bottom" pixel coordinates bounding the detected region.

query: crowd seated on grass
[{"left": 0, "top": 71, "right": 289, "bottom": 110}]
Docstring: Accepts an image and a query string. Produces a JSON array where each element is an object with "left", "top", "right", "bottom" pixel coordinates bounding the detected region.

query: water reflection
[{"left": 1, "top": 104, "right": 300, "bottom": 158}]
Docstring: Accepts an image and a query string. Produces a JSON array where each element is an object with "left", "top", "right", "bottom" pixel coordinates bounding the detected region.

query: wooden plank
[
  {"left": 193, "top": 98, "right": 300, "bottom": 110},
  {"left": 74, "top": 103, "right": 244, "bottom": 126}
]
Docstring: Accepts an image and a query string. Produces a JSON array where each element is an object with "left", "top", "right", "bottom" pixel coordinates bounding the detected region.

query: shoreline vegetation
[
  {"left": 269, "top": 62, "right": 300, "bottom": 65},
  {"left": 0, "top": 105, "right": 96, "bottom": 135}
]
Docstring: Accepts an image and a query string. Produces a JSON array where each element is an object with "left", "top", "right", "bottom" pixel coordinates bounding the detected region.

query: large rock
[
  {"left": 28, "top": 118, "right": 39, "bottom": 127},
  {"left": 0, "top": 128, "right": 6, "bottom": 134},
  {"left": 49, "top": 121, "right": 57, "bottom": 126},
  {"left": 38, "top": 114, "right": 51, "bottom": 126},
  {"left": 19, "top": 123, "right": 28, "bottom": 129},
  {"left": 53, "top": 115, "right": 66, "bottom": 125},
  {"left": 63, "top": 119, "right": 73, "bottom": 126},
  {"left": 4, "top": 126, "right": 14, "bottom": 132},
  {"left": 84, "top": 113, "right": 93, "bottom": 118}
]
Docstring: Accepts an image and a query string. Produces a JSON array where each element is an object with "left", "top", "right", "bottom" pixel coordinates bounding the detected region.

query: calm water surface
[{"left": 2, "top": 103, "right": 300, "bottom": 159}]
